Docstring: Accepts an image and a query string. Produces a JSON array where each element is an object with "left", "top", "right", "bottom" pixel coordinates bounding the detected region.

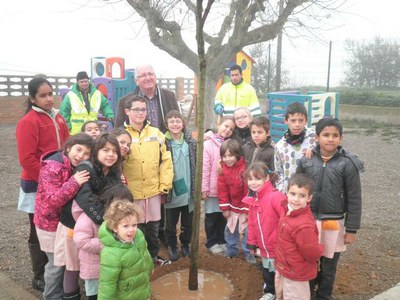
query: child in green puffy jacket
[{"left": 98, "top": 200, "right": 153, "bottom": 300}]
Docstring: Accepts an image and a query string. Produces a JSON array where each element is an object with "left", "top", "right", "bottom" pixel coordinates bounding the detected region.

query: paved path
[
  {"left": 370, "top": 282, "right": 400, "bottom": 300},
  {"left": 0, "top": 272, "right": 39, "bottom": 300}
]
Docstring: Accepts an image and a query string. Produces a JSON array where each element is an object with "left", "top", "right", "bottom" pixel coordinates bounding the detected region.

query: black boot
[
  {"left": 63, "top": 289, "right": 81, "bottom": 300},
  {"left": 262, "top": 268, "right": 276, "bottom": 294},
  {"left": 28, "top": 242, "right": 47, "bottom": 291},
  {"left": 88, "top": 295, "right": 98, "bottom": 300}
]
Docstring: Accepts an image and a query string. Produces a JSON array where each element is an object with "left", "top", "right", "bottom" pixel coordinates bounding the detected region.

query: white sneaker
[
  {"left": 259, "top": 293, "right": 276, "bottom": 300},
  {"left": 208, "top": 244, "right": 224, "bottom": 255},
  {"left": 219, "top": 243, "right": 228, "bottom": 251}
]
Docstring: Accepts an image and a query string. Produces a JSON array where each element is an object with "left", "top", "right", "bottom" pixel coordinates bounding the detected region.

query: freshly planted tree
[
  {"left": 105, "top": 0, "right": 344, "bottom": 291},
  {"left": 188, "top": 0, "right": 209, "bottom": 289}
]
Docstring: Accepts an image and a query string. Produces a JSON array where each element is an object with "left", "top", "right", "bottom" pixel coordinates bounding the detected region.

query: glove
[{"left": 214, "top": 103, "right": 224, "bottom": 115}]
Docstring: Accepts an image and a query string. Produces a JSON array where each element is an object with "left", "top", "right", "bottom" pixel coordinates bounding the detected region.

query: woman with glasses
[{"left": 230, "top": 107, "right": 253, "bottom": 146}]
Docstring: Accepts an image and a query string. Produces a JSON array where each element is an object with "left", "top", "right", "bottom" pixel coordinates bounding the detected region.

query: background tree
[
  {"left": 119, "top": 0, "right": 341, "bottom": 127},
  {"left": 343, "top": 37, "right": 400, "bottom": 88},
  {"left": 249, "top": 42, "right": 290, "bottom": 97}
]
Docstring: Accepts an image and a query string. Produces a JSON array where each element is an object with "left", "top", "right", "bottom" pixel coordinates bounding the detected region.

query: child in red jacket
[
  {"left": 243, "top": 162, "right": 286, "bottom": 300},
  {"left": 218, "top": 139, "right": 256, "bottom": 264},
  {"left": 16, "top": 77, "right": 70, "bottom": 291},
  {"left": 274, "top": 174, "right": 324, "bottom": 300}
]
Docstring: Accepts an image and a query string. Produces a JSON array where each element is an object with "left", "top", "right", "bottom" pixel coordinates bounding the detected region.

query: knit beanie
[{"left": 76, "top": 71, "right": 89, "bottom": 81}]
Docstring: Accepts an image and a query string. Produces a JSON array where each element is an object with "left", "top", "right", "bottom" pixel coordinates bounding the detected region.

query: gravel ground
[{"left": 0, "top": 123, "right": 399, "bottom": 299}]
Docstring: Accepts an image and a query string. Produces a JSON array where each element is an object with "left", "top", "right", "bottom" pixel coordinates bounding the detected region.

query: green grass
[
  {"left": 341, "top": 119, "right": 395, "bottom": 129},
  {"left": 364, "top": 128, "right": 378, "bottom": 135},
  {"left": 341, "top": 118, "right": 399, "bottom": 140}
]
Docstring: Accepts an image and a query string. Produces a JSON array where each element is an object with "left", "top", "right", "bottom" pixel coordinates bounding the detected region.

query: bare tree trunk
[
  {"left": 189, "top": 0, "right": 209, "bottom": 291},
  {"left": 203, "top": 77, "right": 218, "bottom": 130}
]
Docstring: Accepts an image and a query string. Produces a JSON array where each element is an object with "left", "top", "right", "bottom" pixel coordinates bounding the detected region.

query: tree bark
[{"left": 188, "top": 0, "right": 212, "bottom": 290}]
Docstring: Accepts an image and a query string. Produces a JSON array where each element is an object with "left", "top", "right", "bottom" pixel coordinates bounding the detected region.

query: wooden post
[
  {"left": 176, "top": 77, "right": 184, "bottom": 102},
  {"left": 185, "top": 94, "right": 197, "bottom": 126}
]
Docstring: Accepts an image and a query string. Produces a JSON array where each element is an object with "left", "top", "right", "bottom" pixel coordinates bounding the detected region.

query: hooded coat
[
  {"left": 296, "top": 145, "right": 364, "bottom": 232},
  {"left": 34, "top": 151, "right": 80, "bottom": 232},
  {"left": 275, "top": 201, "right": 324, "bottom": 281},
  {"left": 243, "top": 181, "right": 286, "bottom": 259},
  {"left": 98, "top": 223, "right": 153, "bottom": 300}
]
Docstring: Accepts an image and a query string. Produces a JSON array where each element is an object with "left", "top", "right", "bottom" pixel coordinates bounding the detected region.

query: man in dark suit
[{"left": 115, "top": 64, "right": 180, "bottom": 132}]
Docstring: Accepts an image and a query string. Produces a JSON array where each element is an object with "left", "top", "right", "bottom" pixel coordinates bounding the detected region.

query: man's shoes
[
  {"left": 245, "top": 253, "right": 257, "bottom": 265},
  {"left": 167, "top": 246, "right": 179, "bottom": 261},
  {"left": 181, "top": 245, "right": 191, "bottom": 258},
  {"left": 208, "top": 244, "right": 225, "bottom": 255},
  {"left": 153, "top": 255, "right": 172, "bottom": 266}
]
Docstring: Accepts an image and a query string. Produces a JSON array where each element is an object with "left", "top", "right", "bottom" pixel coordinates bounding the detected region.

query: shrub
[{"left": 332, "top": 88, "right": 400, "bottom": 107}]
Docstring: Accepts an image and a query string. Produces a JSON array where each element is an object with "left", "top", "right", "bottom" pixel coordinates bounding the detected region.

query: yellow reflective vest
[{"left": 67, "top": 90, "right": 102, "bottom": 135}]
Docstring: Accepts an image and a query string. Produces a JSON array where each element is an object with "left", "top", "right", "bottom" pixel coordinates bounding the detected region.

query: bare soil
[{"left": 0, "top": 123, "right": 399, "bottom": 300}]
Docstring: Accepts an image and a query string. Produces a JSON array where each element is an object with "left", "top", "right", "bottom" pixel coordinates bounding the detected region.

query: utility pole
[
  {"left": 275, "top": 0, "right": 284, "bottom": 91},
  {"left": 327, "top": 41, "right": 332, "bottom": 92},
  {"left": 267, "top": 43, "right": 271, "bottom": 92}
]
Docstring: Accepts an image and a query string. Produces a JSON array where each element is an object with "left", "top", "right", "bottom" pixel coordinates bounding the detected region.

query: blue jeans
[
  {"left": 224, "top": 224, "right": 250, "bottom": 257},
  {"left": 44, "top": 252, "right": 65, "bottom": 300}
]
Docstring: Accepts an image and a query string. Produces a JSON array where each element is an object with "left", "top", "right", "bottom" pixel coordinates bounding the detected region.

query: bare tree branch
[
  {"left": 102, "top": 0, "right": 343, "bottom": 125},
  {"left": 125, "top": 0, "right": 198, "bottom": 71}
]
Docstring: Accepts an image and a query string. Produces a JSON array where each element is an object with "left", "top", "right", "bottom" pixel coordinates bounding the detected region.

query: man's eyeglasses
[
  {"left": 136, "top": 72, "right": 155, "bottom": 79},
  {"left": 130, "top": 108, "right": 147, "bottom": 113},
  {"left": 234, "top": 115, "right": 248, "bottom": 121}
]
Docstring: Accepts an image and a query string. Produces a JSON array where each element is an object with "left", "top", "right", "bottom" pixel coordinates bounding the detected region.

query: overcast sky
[{"left": 0, "top": 0, "right": 398, "bottom": 86}]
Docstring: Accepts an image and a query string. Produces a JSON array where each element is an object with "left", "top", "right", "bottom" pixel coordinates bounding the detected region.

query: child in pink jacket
[
  {"left": 202, "top": 116, "right": 235, "bottom": 255},
  {"left": 243, "top": 162, "right": 286, "bottom": 300},
  {"left": 73, "top": 184, "right": 134, "bottom": 300},
  {"left": 34, "top": 133, "right": 92, "bottom": 299}
]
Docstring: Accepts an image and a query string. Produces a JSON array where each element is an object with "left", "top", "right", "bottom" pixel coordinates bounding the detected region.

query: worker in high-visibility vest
[
  {"left": 214, "top": 64, "right": 261, "bottom": 117},
  {"left": 60, "top": 71, "right": 114, "bottom": 135}
]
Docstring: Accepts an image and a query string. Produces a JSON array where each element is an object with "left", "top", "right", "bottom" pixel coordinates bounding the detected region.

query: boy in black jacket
[{"left": 296, "top": 116, "right": 364, "bottom": 299}]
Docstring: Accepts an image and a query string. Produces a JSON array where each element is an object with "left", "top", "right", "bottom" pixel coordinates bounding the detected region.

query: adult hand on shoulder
[
  {"left": 73, "top": 170, "right": 90, "bottom": 186},
  {"left": 344, "top": 232, "right": 357, "bottom": 244}
]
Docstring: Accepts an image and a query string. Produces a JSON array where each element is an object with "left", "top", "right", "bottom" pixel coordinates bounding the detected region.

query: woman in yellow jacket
[{"left": 122, "top": 95, "right": 173, "bottom": 266}]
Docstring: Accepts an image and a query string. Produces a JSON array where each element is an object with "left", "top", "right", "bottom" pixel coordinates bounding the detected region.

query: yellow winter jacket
[{"left": 123, "top": 122, "right": 173, "bottom": 200}]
